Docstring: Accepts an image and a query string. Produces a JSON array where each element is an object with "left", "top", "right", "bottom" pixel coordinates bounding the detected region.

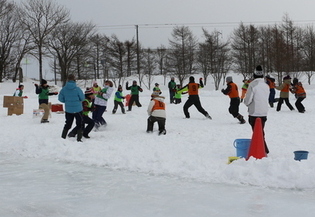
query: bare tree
[
  {"left": 18, "top": 0, "right": 70, "bottom": 81},
  {"left": 301, "top": 25, "right": 315, "bottom": 84},
  {"left": 156, "top": 45, "right": 168, "bottom": 85},
  {"left": 141, "top": 48, "right": 156, "bottom": 90},
  {"left": 167, "top": 26, "right": 197, "bottom": 86},
  {"left": 47, "top": 21, "right": 95, "bottom": 86}
]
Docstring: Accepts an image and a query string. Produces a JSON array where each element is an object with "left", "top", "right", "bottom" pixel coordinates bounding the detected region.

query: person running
[
  {"left": 112, "top": 85, "right": 126, "bottom": 114},
  {"left": 265, "top": 75, "right": 277, "bottom": 108},
  {"left": 59, "top": 74, "right": 85, "bottom": 142},
  {"left": 68, "top": 88, "right": 95, "bottom": 139},
  {"left": 35, "top": 79, "right": 58, "bottom": 123},
  {"left": 179, "top": 76, "right": 212, "bottom": 119},
  {"left": 221, "top": 76, "right": 246, "bottom": 124}
]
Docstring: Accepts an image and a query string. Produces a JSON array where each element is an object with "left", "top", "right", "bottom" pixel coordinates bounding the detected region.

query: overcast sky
[{"left": 53, "top": 0, "right": 315, "bottom": 48}]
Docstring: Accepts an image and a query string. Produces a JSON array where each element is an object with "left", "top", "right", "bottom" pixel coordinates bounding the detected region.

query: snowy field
[{"left": 0, "top": 74, "right": 315, "bottom": 216}]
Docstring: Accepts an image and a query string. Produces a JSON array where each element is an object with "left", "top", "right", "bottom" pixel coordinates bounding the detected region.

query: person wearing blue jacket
[{"left": 59, "top": 74, "right": 85, "bottom": 142}]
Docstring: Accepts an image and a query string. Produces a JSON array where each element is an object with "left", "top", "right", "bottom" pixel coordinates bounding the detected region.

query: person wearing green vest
[
  {"left": 168, "top": 77, "right": 176, "bottom": 104},
  {"left": 35, "top": 79, "right": 58, "bottom": 123},
  {"left": 68, "top": 88, "right": 95, "bottom": 138},
  {"left": 174, "top": 84, "right": 185, "bottom": 104},
  {"left": 14, "top": 84, "right": 28, "bottom": 98},
  {"left": 112, "top": 85, "right": 125, "bottom": 114},
  {"left": 153, "top": 83, "right": 162, "bottom": 95},
  {"left": 126, "top": 80, "right": 143, "bottom": 111}
]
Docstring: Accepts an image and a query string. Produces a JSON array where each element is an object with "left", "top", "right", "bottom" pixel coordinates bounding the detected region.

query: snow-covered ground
[{"left": 1, "top": 74, "right": 315, "bottom": 216}]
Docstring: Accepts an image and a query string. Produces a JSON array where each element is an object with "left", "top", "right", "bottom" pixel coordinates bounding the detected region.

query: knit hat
[
  {"left": 283, "top": 75, "right": 291, "bottom": 80},
  {"left": 41, "top": 79, "right": 47, "bottom": 85},
  {"left": 226, "top": 76, "right": 233, "bottom": 83},
  {"left": 254, "top": 65, "right": 264, "bottom": 78},
  {"left": 189, "top": 76, "right": 195, "bottom": 82},
  {"left": 85, "top": 88, "right": 93, "bottom": 96}
]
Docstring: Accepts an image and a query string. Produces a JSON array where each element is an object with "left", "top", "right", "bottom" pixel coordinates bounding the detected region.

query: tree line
[{"left": 1, "top": 0, "right": 315, "bottom": 89}]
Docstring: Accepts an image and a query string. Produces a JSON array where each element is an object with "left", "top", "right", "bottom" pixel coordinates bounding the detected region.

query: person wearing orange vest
[
  {"left": 221, "top": 76, "right": 246, "bottom": 124},
  {"left": 265, "top": 75, "right": 276, "bottom": 107},
  {"left": 290, "top": 78, "right": 306, "bottom": 113},
  {"left": 146, "top": 93, "right": 166, "bottom": 135},
  {"left": 275, "top": 75, "right": 294, "bottom": 112},
  {"left": 179, "top": 76, "right": 211, "bottom": 119}
]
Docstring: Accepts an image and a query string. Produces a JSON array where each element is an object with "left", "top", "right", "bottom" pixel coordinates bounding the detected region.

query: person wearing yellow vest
[
  {"left": 275, "top": 75, "right": 294, "bottom": 112},
  {"left": 290, "top": 78, "right": 306, "bottom": 113},
  {"left": 147, "top": 93, "right": 166, "bottom": 135},
  {"left": 221, "top": 76, "right": 246, "bottom": 124},
  {"left": 179, "top": 76, "right": 212, "bottom": 119},
  {"left": 68, "top": 89, "right": 95, "bottom": 138},
  {"left": 92, "top": 82, "right": 102, "bottom": 96}
]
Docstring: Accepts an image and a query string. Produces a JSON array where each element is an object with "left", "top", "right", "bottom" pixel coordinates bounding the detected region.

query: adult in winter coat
[
  {"left": 168, "top": 77, "right": 176, "bottom": 103},
  {"left": 290, "top": 78, "right": 306, "bottom": 113},
  {"left": 147, "top": 93, "right": 166, "bottom": 135},
  {"left": 68, "top": 89, "right": 95, "bottom": 139},
  {"left": 275, "top": 75, "right": 294, "bottom": 112},
  {"left": 126, "top": 80, "right": 143, "bottom": 111},
  {"left": 93, "top": 80, "right": 114, "bottom": 129},
  {"left": 59, "top": 74, "right": 85, "bottom": 142},
  {"left": 244, "top": 65, "right": 270, "bottom": 154},
  {"left": 112, "top": 85, "right": 125, "bottom": 114},
  {"left": 179, "top": 76, "right": 212, "bottom": 119},
  {"left": 221, "top": 76, "right": 246, "bottom": 124},
  {"left": 35, "top": 79, "right": 58, "bottom": 123},
  {"left": 265, "top": 75, "right": 276, "bottom": 107}
]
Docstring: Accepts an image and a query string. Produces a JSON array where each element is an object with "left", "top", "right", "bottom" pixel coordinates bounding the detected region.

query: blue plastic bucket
[
  {"left": 233, "top": 139, "right": 251, "bottom": 158},
  {"left": 294, "top": 150, "right": 309, "bottom": 161}
]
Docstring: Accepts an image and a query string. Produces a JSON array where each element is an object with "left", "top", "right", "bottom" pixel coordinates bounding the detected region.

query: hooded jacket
[
  {"left": 276, "top": 79, "right": 291, "bottom": 98},
  {"left": 244, "top": 78, "right": 269, "bottom": 117},
  {"left": 58, "top": 80, "right": 84, "bottom": 113},
  {"left": 147, "top": 95, "right": 166, "bottom": 118}
]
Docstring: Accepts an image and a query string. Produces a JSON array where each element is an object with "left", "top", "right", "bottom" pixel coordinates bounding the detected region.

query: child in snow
[
  {"left": 275, "top": 75, "right": 294, "bottom": 112},
  {"left": 174, "top": 84, "right": 184, "bottom": 104},
  {"left": 112, "top": 85, "right": 126, "bottom": 114},
  {"left": 13, "top": 84, "right": 28, "bottom": 98},
  {"left": 147, "top": 93, "right": 166, "bottom": 135},
  {"left": 178, "top": 76, "right": 212, "bottom": 119},
  {"left": 35, "top": 79, "right": 58, "bottom": 123},
  {"left": 68, "top": 89, "right": 95, "bottom": 139},
  {"left": 125, "top": 80, "right": 143, "bottom": 111},
  {"left": 265, "top": 75, "right": 277, "bottom": 108},
  {"left": 221, "top": 76, "right": 246, "bottom": 124},
  {"left": 290, "top": 78, "right": 306, "bottom": 113},
  {"left": 240, "top": 79, "right": 251, "bottom": 102},
  {"left": 93, "top": 80, "right": 114, "bottom": 129},
  {"left": 152, "top": 83, "right": 162, "bottom": 95}
]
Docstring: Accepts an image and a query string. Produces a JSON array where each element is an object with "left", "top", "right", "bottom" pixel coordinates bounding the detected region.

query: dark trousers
[
  {"left": 183, "top": 95, "right": 209, "bottom": 118},
  {"left": 147, "top": 116, "right": 166, "bottom": 132},
  {"left": 169, "top": 90, "right": 175, "bottom": 103},
  {"left": 269, "top": 88, "right": 276, "bottom": 107},
  {"left": 92, "top": 105, "right": 107, "bottom": 127},
  {"left": 112, "top": 101, "right": 125, "bottom": 114},
  {"left": 229, "top": 97, "right": 240, "bottom": 118},
  {"left": 63, "top": 112, "right": 84, "bottom": 132},
  {"left": 248, "top": 116, "right": 269, "bottom": 154},
  {"left": 128, "top": 95, "right": 141, "bottom": 111},
  {"left": 276, "top": 97, "right": 294, "bottom": 111},
  {"left": 174, "top": 98, "right": 181, "bottom": 104},
  {"left": 295, "top": 97, "right": 305, "bottom": 112},
  {"left": 69, "top": 115, "right": 95, "bottom": 136}
]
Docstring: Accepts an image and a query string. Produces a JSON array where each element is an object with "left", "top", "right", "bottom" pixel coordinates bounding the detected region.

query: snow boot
[
  {"left": 237, "top": 114, "right": 246, "bottom": 124},
  {"left": 61, "top": 129, "right": 69, "bottom": 139},
  {"left": 77, "top": 130, "right": 83, "bottom": 142}
]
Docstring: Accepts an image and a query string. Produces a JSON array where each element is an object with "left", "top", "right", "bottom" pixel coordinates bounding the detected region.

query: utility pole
[{"left": 136, "top": 25, "right": 140, "bottom": 78}]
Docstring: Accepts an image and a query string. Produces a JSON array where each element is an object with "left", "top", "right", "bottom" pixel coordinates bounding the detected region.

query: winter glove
[
  {"left": 221, "top": 88, "right": 224, "bottom": 93},
  {"left": 54, "top": 92, "right": 58, "bottom": 95}
]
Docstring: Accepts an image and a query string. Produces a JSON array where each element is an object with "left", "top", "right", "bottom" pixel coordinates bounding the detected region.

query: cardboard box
[
  {"left": 7, "top": 107, "right": 23, "bottom": 116},
  {"left": 51, "top": 104, "right": 63, "bottom": 112},
  {"left": 3, "top": 96, "right": 24, "bottom": 108}
]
